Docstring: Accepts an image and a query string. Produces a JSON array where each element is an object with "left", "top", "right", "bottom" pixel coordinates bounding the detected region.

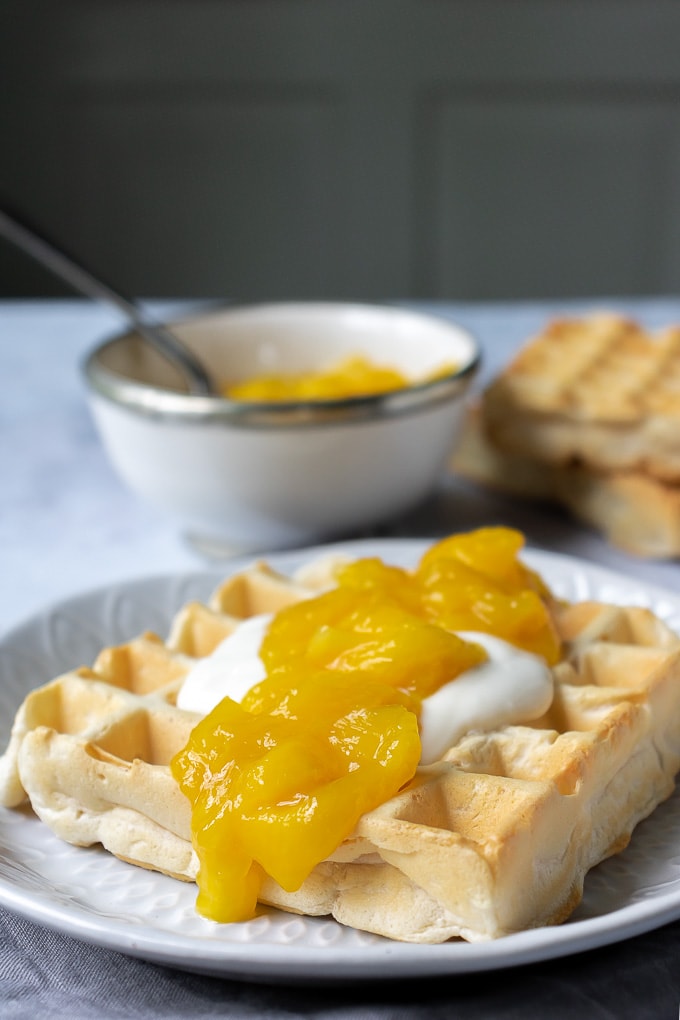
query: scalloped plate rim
[{"left": 1, "top": 537, "right": 680, "bottom": 983}]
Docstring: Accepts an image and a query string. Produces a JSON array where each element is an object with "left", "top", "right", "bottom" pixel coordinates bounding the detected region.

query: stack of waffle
[
  {"left": 452, "top": 314, "right": 680, "bottom": 557},
  {"left": 1, "top": 556, "right": 680, "bottom": 942}
]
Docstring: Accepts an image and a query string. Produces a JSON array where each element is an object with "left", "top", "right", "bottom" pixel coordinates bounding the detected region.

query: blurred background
[{"left": 3, "top": 0, "right": 680, "bottom": 304}]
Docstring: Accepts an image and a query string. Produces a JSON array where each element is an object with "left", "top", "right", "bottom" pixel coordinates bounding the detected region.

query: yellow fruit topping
[
  {"left": 171, "top": 527, "right": 560, "bottom": 923},
  {"left": 223, "top": 354, "right": 455, "bottom": 401},
  {"left": 415, "top": 527, "right": 560, "bottom": 665}
]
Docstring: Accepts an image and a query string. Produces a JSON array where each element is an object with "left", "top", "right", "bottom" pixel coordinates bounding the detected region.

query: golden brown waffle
[
  {"left": 0, "top": 561, "right": 330, "bottom": 879},
  {"left": 482, "top": 313, "right": 680, "bottom": 482},
  {"left": 452, "top": 403, "right": 680, "bottom": 558},
  {"left": 1, "top": 556, "right": 680, "bottom": 943}
]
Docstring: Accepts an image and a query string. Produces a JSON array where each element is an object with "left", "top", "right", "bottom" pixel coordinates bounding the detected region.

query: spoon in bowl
[{"left": 0, "top": 201, "right": 218, "bottom": 396}]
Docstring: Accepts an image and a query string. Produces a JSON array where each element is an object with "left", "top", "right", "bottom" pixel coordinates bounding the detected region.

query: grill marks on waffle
[
  {"left": 496, "top": 315, "right": 680, "bottom": 422},
  {"left": 451, "top": 313, "right": 680, "bottom": 554},
  {"left": 483, "top": 314, "right": 680, "bottom": 481},
  {"left": 1, "top": 561, "right": 680, "bottom": 942}
]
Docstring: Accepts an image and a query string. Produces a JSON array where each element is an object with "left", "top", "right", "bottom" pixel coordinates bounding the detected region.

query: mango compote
[
  {"left": 223, "top": 354, "right": 456, "bottom": 402},
  {"left": 415, "top": 527, "right": 560, "bottom": 664},
  {"left": 171, "top": 526, "right": 560, "bottom": 923}
]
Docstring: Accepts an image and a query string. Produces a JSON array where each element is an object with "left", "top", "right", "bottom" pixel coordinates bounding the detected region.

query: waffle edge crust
[
  {"left": 450, "top": 313, "right": 680, "bottom": 557},
  {"left": 480, "top": 313, "right": 680, "bottom": 482},
  {"left": 1, "top": 559, "right": 680, "bottom": 943}
]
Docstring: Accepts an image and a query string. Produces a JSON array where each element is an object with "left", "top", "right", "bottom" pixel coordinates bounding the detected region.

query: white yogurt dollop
[
  {"left": 417, "top": 632, "right": 553, "bottom": 765},
  {"left": 176, "top": 619, "right": 554, "bottom": 764},
  {"left": 176, "top": 614, "right": 270, "bottom": 713}
]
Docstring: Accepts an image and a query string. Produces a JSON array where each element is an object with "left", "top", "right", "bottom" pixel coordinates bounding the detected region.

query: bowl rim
[{"left": 82, "top": 301, "right": 481, "bottom": 429}]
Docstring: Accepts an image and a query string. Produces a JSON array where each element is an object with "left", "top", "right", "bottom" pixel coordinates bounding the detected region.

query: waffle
[
  {"left": 482, "top": 313, "right": 680, "bottom": 483},
  {"left": 452, "top": 403, "right": 680, "bottom": 558},
  {"left": 1, "top": 554, "right": 680, "bottom": 943},
  {"left": 0, "top": 562, "right": 322, "bottom": 880}
]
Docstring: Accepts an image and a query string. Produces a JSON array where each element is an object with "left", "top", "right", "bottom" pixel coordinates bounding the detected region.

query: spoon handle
[{"left": 0, "top": 201, "right": 215, "bottom": 396}]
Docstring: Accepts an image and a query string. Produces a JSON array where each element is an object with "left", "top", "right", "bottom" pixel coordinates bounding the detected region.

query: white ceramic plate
[{"left": 2, "top": 539, "right": 680, "bottom": 983}]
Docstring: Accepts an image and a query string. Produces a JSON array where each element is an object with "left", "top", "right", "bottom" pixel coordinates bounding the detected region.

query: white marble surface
[
  {"left": 2, "top": 300, "right": 201, "bottom": 636},
  {"left": 2, "top": 296, "right": 679, "bottom": 638}
]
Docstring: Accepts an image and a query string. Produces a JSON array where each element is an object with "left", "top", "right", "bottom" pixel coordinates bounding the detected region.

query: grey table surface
[{"left": 2, "top": 297, "right": 680, "bottom": 1019}]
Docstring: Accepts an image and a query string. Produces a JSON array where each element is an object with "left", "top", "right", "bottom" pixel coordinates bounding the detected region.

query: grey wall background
[{"left": 3, "top": 0, "right": 680, "bottom": 303}]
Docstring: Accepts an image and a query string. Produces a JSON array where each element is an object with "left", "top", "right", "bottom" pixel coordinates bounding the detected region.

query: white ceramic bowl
[{"left": 82, "top": 302, "right": 480, "bottom": 551}]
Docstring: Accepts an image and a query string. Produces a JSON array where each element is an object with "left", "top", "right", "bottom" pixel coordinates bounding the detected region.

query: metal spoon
[{"left": 0, "top": 201, "right": 217, "bottom": 396}]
